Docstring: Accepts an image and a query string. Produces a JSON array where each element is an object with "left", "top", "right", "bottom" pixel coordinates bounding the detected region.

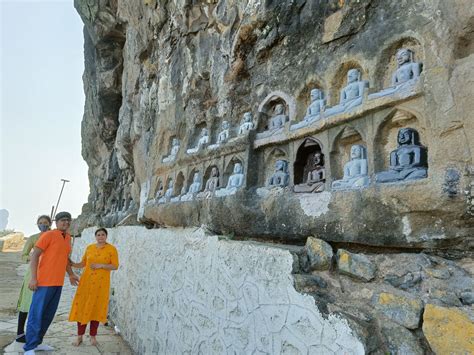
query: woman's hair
[
  {"left": 95, "top": 227, "right": 108, "bottom": 236},
  {"left": 37, "top": 215, "right": 52, "bottom": 225}
]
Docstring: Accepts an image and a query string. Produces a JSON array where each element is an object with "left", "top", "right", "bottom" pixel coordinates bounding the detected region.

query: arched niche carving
[
  {"left": 187, "top": 121, "right": 209, "bottom": 149},
  {"left": 374, "top": 109, "right": 424, "bottom": 173},
  {"left": 154, "top": 177, "right": 164, "bottom": 199},
  {"left": 330, "top": 126, "right": 365, "bottom": 181},
  {"left": 293, "top": 138, "right": 324, "bottom": 185},
  {"left": 328, "top": 61, "right": 367, "bottom": 106},
  {"left": 223, "top": 156, "right": 243, "bottom": 187},
  {"left": 257, "top": 91, "right": 296, "bottom": 131},
  {"left": 373, "top": 36, "right": 423, "bottom": 91},
  {"left": 203, "top": 164, "right": 221, "bottom": 190},
  {"left": 174, "top": 171, "right": 185, "bottom": 196},
  {"left": 164, "top": 175, "right": 174, "bottom": 196},
  {"left": 187, "top": 167, "right": 202, "bottom": 193},
  {"left": 295, "top": 77, "right": 326, "bottom": 121},
  {"left": 264, "top": 147, "right": 289, "bottom": 185}
]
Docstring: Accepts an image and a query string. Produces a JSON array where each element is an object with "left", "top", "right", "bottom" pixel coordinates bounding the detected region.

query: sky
[{"left": 0, "top": 0, "right": 89, "bottom": 236}]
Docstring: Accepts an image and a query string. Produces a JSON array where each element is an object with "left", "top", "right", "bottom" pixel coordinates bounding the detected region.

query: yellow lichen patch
[
  {"left": 339, "top": 251, "right": 350, "bottom": 264},
  {"left": 422, "top": 304, "right": 474, "bottom": 355}
]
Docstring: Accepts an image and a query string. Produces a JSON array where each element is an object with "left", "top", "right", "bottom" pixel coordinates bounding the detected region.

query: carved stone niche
[
  {"left": 330, "top": 126, "right": 366, "bottom": 184},
  {"left": 222, "top": 156, "right": 244, "bottom": 188},
  {"left": 256, "top": 91, "right": 296, "bottom": 133},
  {"left": 203, "top": 164, "right": 221, "bottom": 192},
  {"left": 293, "top": 138, "right": 326, "bottom": 193},
  {"left": 263, "top": 147, "right": 289, "bottom": 187},
  {"left": 374, "top": 109, "right": 423, "bottom": 174},
  {"left": 327, "top": 62, "right": 368, "bottom": 108},
  {"left": 186, "top": 122, "right": 209, "bottom": 154},
  {"left": 372, "top": 36, "right": 423, "bottom": 93},
  {"left": 173, "top": 171, "right": 185, "bottom": 199},
  {"left": 181, "top": 168, "right": 203, "bottom": 201}
]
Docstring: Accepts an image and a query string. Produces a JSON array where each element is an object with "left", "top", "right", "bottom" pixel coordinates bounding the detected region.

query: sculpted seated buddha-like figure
[
  {"left": 186, "top": 128, "right": 209, "bottom": 154},
  {"left": 209, "top": 121, "right": 230, "bottom": 150},
  {"left": 215, "top": 163, "right": 245, "bottom": 197},
  {"left": 332, "top": 144, "right": 370, "bottom": 190},
  {"left": 238, "top": 112, "right": 255, "bottom": 135},
  {"left": 267, "top": 160, "right": 290, "bottom": 187},
  {"left": 199, "top": 167, "right": 220, "bottom": 198},
  {"left": 294, "top": 152, "right": 326, "bottom": 193},
  {"left": 375, "top": 127, "right": 427, "bottom": 183},
  {"left": 180, "top": 172, "right": 202, "bottom": 201},
  {"left": 158, "top": 179, "right": 174, "bottom": 203},
  {"left": 291, "top": 89, "right": 326, "bottom": 131},
  {"left": 162, "top": 138, "right": 180, "bottom": 163},
  {"left": 369, "top": 48, "right": 422, "bottom": 99},
  {"left": 268, "top": 104, "right": 288, "bottom": 130},
  {"left": 325, "top": 69, "right": 368, "bottom": 117}
]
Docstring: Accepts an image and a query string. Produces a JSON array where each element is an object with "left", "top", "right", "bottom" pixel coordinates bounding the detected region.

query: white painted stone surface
[{"left": 73, "top": 226, "right": 364, "bottom": 354}]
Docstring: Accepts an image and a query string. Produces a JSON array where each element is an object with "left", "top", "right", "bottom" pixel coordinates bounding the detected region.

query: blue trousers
[{"left": 24, "top": 286, "right": 62, "bottom": 351}]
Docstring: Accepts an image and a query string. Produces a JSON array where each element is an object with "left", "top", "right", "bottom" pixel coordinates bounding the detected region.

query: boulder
[
  {"left": 305, "top": 237, "right": 333, "bottom": 271},
  {"left": 373, "top": 292, "right": 423, "bottom": 329},
  {"left": 337, "top": 249, "right": 376, "bottom": 282}
]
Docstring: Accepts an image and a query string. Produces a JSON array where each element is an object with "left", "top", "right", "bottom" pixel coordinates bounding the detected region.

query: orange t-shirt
[{"left": 35, "top": 230, "right": 72, "bottom": 286}]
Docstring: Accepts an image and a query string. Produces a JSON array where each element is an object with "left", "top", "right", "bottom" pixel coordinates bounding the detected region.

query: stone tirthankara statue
[
  {"left": 268, "top": 104, "right": 288, "bottom": 130},
  {"left": 181, "top": 172, "right": 202, "bottom": 201},
  {"left": 162, "top": 138, "right": 180, "bottom": 163},
  {"left": 291, "top": 89, "right": 326, "bottom": 130},
  {"left": 332, "top": 144, "right": 370, "bottom": 190},
  {"left": 238, "top": 112, "right": 255, "bottom": 135},
  {"left": 186, "top": 128, "right": 209, "bottom": 154},
  {"left": 209, "top": 121, "right": 230, "bottom": 150},
  {"left": 369, "top": 48, "right": 422, "bottom": 99},
  {"left": 200, "top": 167, "right": 220, "bottom": 198},
  {"left": 325, "top": 69, "right": 368, "bottom": 117},
  {"left": 294, "top": 152, "right": 326, "bottom": 193},
  {"left": 215, "top": 163, "right": 245, "bottom": 197},
  {"left": 158, "top": 179, "right": 174, "bottom": 203},
  {"left": 375, "top": 128, "right": 427, "bottom": 183},
  {"left": 267, "top": 160, "right": 290, "bottom": 187}
]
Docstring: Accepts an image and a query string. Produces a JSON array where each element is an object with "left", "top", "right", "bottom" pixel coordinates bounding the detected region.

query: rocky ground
[{"left": 0, "top": 250, "right": 132, "bottom": 355}]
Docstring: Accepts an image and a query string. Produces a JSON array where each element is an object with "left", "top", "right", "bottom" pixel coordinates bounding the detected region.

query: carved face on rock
[
  {"left": 350, "top": 145, "right": 363, "bottom": 159},
  {"left": 313, "top": 152, "right": 323, "bottom": 166},
  {"left": 233, "top": 163, "right": 242, "bottom": 174},
  {"left": 275, "top": 160, "right": 287, "bottom": 172},
  {"left": 274, "top": 104, "right": 285, "bottom": 115},
  {"left": 244, "top": 112, "right": 252, "bottom": 122},
  {"left": 172, "top": 138, "right": 179, "bottom": 146},
  {"left": 310, "top": 89, "right": 322, "bottom": 101},
  {"left": 396, "top": 49, "right": 412, "bottom": 66},
  {"left": 221, "top": 121, "right": 229, "bottom": 130},
  {"left": 347, "top": 69, "right": 360, "bottom": 83},
  {"left": 193, "top": 172, "right": 200, "bottom": 183},
  {"left": 398, "top": 127, "right": 419, "bottom": 145},
  {"left": 211, "top": 167, "right": 219, "bottom": 177},
  {"left": 201, "top": 128, "right": 208, "bottom": 137}
]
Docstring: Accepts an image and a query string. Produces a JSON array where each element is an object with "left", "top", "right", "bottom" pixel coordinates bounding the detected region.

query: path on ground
[{"left": 0, "top": 249, "right": 133, "bottom": 354}]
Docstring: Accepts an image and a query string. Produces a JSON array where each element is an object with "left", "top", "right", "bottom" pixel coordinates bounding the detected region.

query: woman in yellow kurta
[{"left": 69, "top": 228, "right": 118, "bottom": 346}]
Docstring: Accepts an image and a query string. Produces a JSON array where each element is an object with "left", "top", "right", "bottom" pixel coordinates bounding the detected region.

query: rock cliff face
[{"left": 74, "top": 0, "right": 473, "bottom": 250}]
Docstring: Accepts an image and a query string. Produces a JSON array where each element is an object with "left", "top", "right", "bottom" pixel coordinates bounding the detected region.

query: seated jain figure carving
[
  {"left": 268, "top": 104, "right": 288, "bottom": 130},
  {"left": 238, "top": 112, "right": 255, "bottom": 135},
  {"left": 332, "top": 145, "right": 370, "bottom": 190},
  {"left": 215, "top": 163, "right": 245, "bottom": 197},
  {"left": 199, "top": 167, "right": 220, "bottom": 198},
  {"left": 209, "top": 121, "right": 230, "bottom": 150},
  {"left": 291, "top": 89, "right": 326, "bottom": 130},
  {"left": 294, "top": 153, "right": 326, "bottom": 193},
  {"left": 186, "top": 128, "right": 209, "bottom": 154},
  {"left": 162, "top": 138, "right": 180, "bottom": 163},
  {"left": 181, "top": 172, "right": 202, "bottom": 201},
  {"left": 267, "top": 160, "right": 290, "bottom": 188},
  {"left": 375, "top": 128, "right": 428, "bottom": 183},
  {"left": 325, "top": 69, "right": 368, "bottom": 117},
  {"left": 158, "top": 179, "right": 174, "bottom": 203},
  {"left": 369, "top": 48, "right": 422, "bottom": 99}
]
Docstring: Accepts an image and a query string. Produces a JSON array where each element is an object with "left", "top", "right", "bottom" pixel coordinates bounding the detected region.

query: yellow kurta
[{"left": 69, "top": 243, "right": 119, "bottom": 324}]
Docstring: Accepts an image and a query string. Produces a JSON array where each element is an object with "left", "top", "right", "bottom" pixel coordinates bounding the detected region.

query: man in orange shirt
[{"left": 24, "top": 212, "right": 79, "bottom": 354}]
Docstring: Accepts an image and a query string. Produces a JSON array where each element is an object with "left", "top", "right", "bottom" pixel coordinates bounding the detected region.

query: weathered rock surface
[
  {"left": 305, "top": 237, "right": 333, "bottom": 271},
  {"left": 0, "top": 232, "right": 24, "bottom": 252},
  {"left": 373, "top": 292, "right": 424, "bottom": 329},
  {"left": 337, "top": 249, "right": 376, "bottom": 281},
  {"left": 422, "top": 304, "right": 474, "bottom": 355}
]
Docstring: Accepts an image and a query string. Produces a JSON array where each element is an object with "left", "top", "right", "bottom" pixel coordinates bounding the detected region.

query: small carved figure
[
  {"left": 375, "top": 128, "right": 427, "bottom": 183},
  {"left": 163, "top": 138, "right": 180, "bottom": 163},
  {"left": 238, "top": 112, "right": 255, "bottom": 135},
  {"left": 443, "top": 168, "right": 460, "bottom": 197},
  {"left": 215, "top": 163, "right": 245, "bottom": 196},
  {"left": 181, "top": 172, "right": 202, "bottom": 201},
  {"left": 268, "top": 160, "right": 290, "bottom": 187},
  {"left": 369, "top": 48, "right": 422, "bottom": 99},
  {"left": 158, "top": 179, "right": 174, "bottom": 203},
  {"left": 186, "top": 128, "right": 209, "bottom": 154},
  {"left": 325, "top": 69, "right": 368, "bottom": 117},
  {"left": 155, "top": 181, "right": 164, "bottom": 200},
  {"left": 294, "top": 152, "right": 326, "bottom": 193},
  {"left": 269, "top": 104, "right": 288, "bottom": 130},
  {"left": 209, "top": 121, "right": 230, "bottom": 150},
  {"left": 332, "top": 145, "right": 370, "bottom": 190},
  {"left": 291, "top": 89, "right": 326, "bottom": 130}
]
